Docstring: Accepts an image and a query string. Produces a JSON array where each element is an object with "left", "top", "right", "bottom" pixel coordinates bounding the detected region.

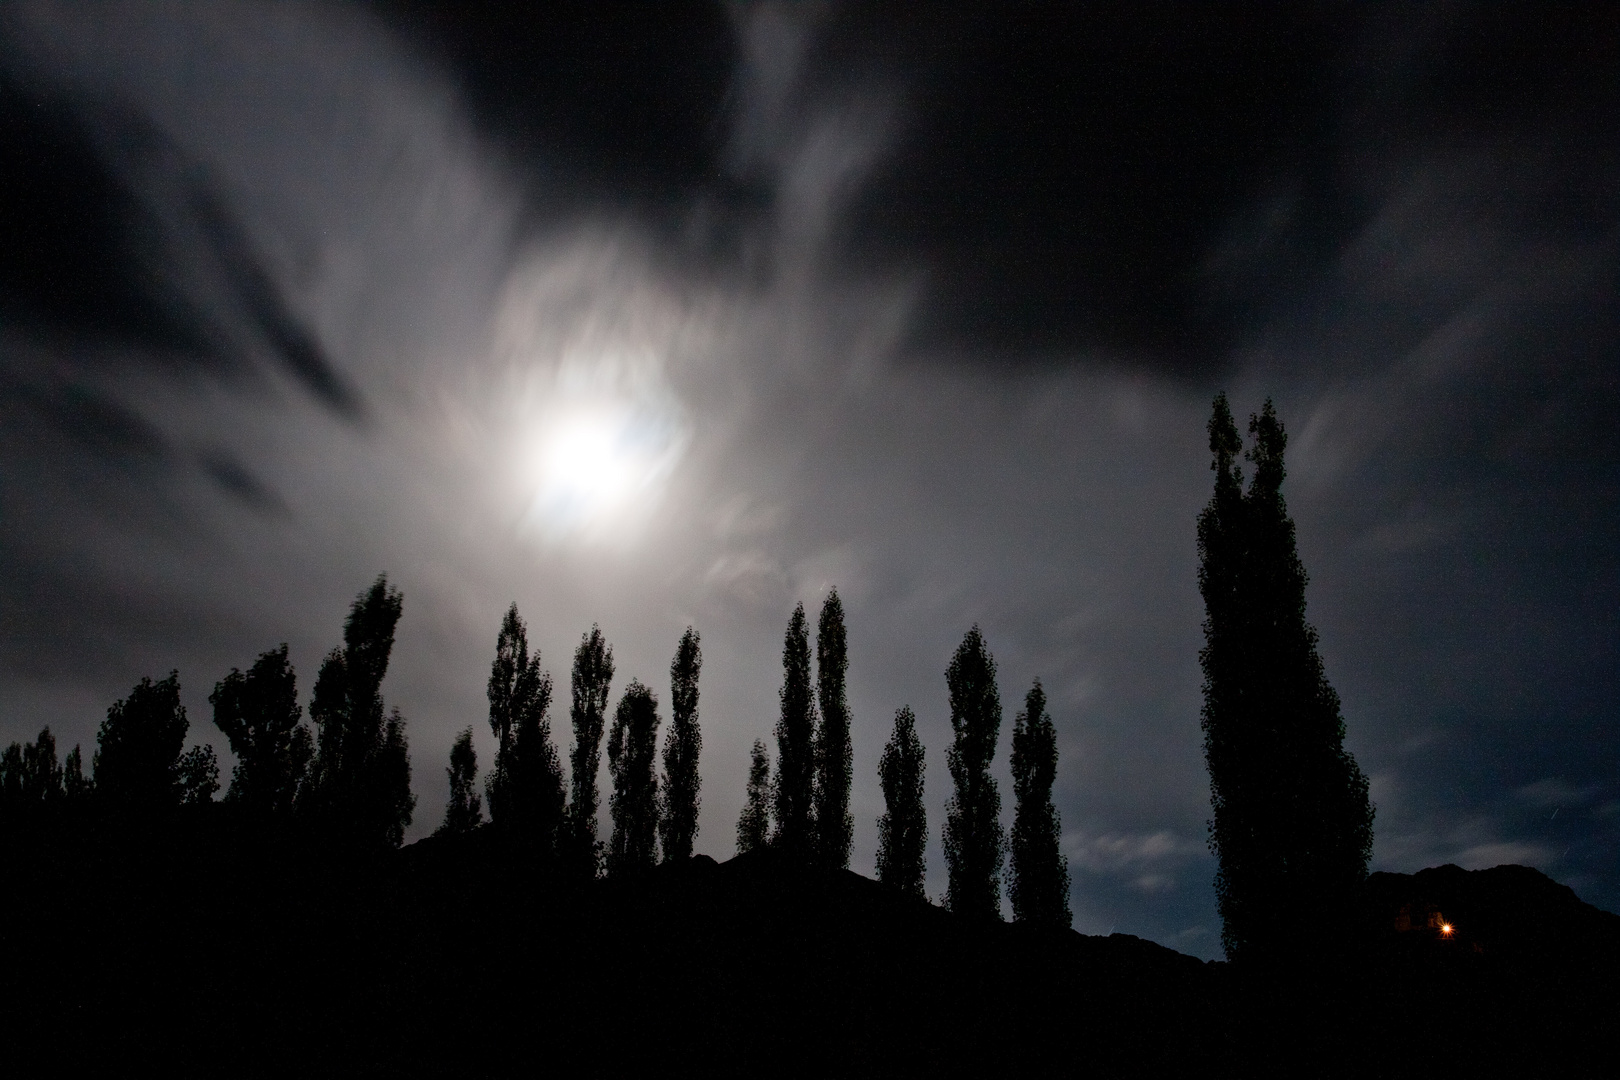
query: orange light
[{"left": 1441, "top": 923, "right": 1454, "bottom": 936}]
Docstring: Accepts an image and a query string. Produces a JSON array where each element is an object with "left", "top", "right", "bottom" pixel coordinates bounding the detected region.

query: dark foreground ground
[{"left": 3, "top": 812, "right": 1617, "bottom": 1077}]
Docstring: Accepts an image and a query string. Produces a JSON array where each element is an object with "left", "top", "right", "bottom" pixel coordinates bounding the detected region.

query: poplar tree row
[
  {"left": 0, "top": 570, "right": 706, "bottom": 876},
  {"left": 2, "top": 575, "right": 1068, "bottom": 927},
  {"left": 736, "top": 592, "right": 854, "bottom": 868},
  {"left": 735, "top": 594, "right": 1072, "bottom": 927},
  {"left": 0, "top": 575, "right": 415, "bottom": 848},
  {"left": 436, "top": 605, "right": 705, "bottom": 879},
  {"left": 6, "top": 397, "right": 1374, "bottom": 957}
]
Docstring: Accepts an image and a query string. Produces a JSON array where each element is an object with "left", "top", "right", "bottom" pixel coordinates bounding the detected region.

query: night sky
[{"left": 1, "top": 1, "right": 1614, "bottom": 959}]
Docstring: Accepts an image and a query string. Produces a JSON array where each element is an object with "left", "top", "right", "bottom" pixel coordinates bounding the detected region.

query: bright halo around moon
[
  {"left": 491, "top": 241, "right": 697, "bottom": 544},
  {"left": 530, "top": 399, "right": 679, "bottom": 531},
  {"left": 512, "top": 360, "right": 689, "bottom": 543}
]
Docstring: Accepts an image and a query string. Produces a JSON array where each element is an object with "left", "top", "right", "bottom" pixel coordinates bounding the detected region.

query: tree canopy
[
  {"left": 1009, "top": 679, "right": 1070, "bottom": 928},
  {"left": 659, "top": 627, "right": 703, "bottom": 863},
  {"left": 773, "top": 603, "right": 817, "bottom": 855},
  {"left": 607, "top": 679, "right": 660, "bottom": 875},
  {"left": 877, "top": 706, "right": 927, "bottom": 900},
  {"left": 814, "top": 590, "right": 853, "bottom": 869},
  {"left": 566, "top": 624, "right": 615, "bottom": 875},
  {"left": 1199, "top": 394, "right": 1374, "bottom": 961},
  {"left": 0, "top": 727, "right": 88, "bottom": 825},
  {"left": 303, "top": 576, "right": 416, "bottom": 847},
  {"left": 943, "top": 627, "right": 1005, "bottom": 920},
  {"left": 210, "top": 644, "right": 311, "bottom": 815},
  {"left": 485, "top": 603, "right": 563, "bottom": 851},
  {"left": 737, "top": 739, "right": 772, "bottom": 856},
  {"left": 438, "top": 726, "right": 483, "bottom": 836},
  {"left": 93, "top": 672, "right": 191, "bottom": 811}
]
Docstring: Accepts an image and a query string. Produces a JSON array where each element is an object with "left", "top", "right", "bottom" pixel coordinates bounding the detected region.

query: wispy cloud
[
  {"left": 1515, "top": 778, "right": 1604, "bottom": 809},
  {"left": 1066, "top": 829, "right": 1209, "bottom": 895}
]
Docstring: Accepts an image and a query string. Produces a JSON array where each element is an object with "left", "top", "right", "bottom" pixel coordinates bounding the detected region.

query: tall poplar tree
[
  {"left": 485, "top": 603, "right": 563, "bottom": 851},
  {"left": 876, "top": 706, "right": 927, "bottom": 900},
  {"left": 1199, "top": 394, "right": 1374, "bottom": 961},
  {"left": 813, "top": 590, "right": 853, "bottom": 868},
  {"left": 438, "top": 726, "right": 483, "bottom": 836},
  {"left": 63, "top": 744, "right": 91, "bottom": 802},
  {"left": 942, "top": 627, "right": 1004, "bottom": 920},
  {"left": 21, "top": 728, "right": 62, "bottom": 809},
  {"left": 736, "top": 739, "right": 772, "bottom": 855},
  {"left": 607, "top": 680, "right": 660, "bottom": 875},
  {"left": 31, "top": 730, "right": 62, "bottom": 806},
  {"left": 210, "top": 644, "right": 312, "bottom": 815},
  {"left": 0, "top": 742, "right": 24, "bottom": 818},
  {"left": 566, "top": 625, "right": 614, "bottom": 875},
  {"left": 1009, "top": 679, "right": 1070, "bottom": 928},
  {"left": 658, "top": 627, "right": 703, "bottom": 863},
  {"left": 302, "top": 576, "right": 416, "bottom": 848},
  {"left": 772, "top": 603, "right": 817, "bottom": 855}
]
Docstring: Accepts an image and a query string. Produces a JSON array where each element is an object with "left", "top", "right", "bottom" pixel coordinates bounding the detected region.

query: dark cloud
[
  {"left": 189, "top": 187, "right": 365, "bottom": 420},
  {"left": 831, "top": 2, "right": 1346, "bottom": 370},
  {"left": 836, "top": 1, "right": 1617, "bottom": 371},
  {"left": 198, "top": 451, "right": 288, "bottom": 516},
  {"left": 376, "top": 3, "right": 1618, "bottom": 379},
  {"left": 0, "top": 376, "right": 170, "bottom": 465},
  {"left": 378, "top": 0, "right": 735, "bottom": 204},
  {"left": 0, "top": 75, "right": 364, "bottom": 441},
  {"left": 0, "top": 78, "right": 213, "bottom": 359}
]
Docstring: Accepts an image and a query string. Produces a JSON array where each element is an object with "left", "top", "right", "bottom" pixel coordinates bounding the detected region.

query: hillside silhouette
[{"left": 2, "top": 812, "right": 1615, "bottom": 1077}]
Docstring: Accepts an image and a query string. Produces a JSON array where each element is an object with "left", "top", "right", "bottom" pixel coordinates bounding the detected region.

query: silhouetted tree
[
  {"left": 1199, "top": 394, "right": 1375, "bottom": 962},
  {"left": 565, "top": 625, "right": 614, "bottom": 875},
  {"left": 1009, "top": 680, "right": 1070, "bottom": 928},
  {"left": 876, "top": 706, "right": 927, "bottom": 900},
  {"left": 94, "top": 672, "right": 191, "bottom": 811},
  {"left": 23, "top": 728, "right": 63, "bottom": 806},
  {"left": 0, "top": 742, "right": 23, "bottom": 811},
  {"left": 178, "top": 744, "right": 220, "bottom": 805},
  {"left": 438, "top": 726, "right": 483, "bottom": 836},
  {"left": 485, "top": 603, "right": 564, "bottom": 852},
  {"left": 210, "top": 644, "right": 312, "bottom": 815},
  {"left": 814, "top": 590, "right": 853, "bottom": 869},
  {"left": 0, "top": 742, "right": 21, "bottom": 813},
  {"left": 0, "top": 728, "right": 68, "bottom": 824},
  {"left": 773, "top": 603, "right": 817, "bottom": 854},
  {"left": 377, "top": 708, "right": 415, "bottom": 848},
  {"left": 303, "top": 576, "right": 416, "bottom": 847},
  {"left": 658, "top": 627, "right": 702, "bottom": 863},
  {"left": 607, "top": 680, "right": 660, "bottom": 875},
  {"left": 943, "top": 627, "right": 1004, "bottom": 920},
  {"left": 63, "top": 744, "right": 90, "bottom": 801},
  {"left": 737, "top": 739, "right": 772, "bottom": 855}
]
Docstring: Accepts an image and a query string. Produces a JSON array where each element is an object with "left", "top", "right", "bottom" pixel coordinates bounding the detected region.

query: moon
[{"left": 516, "top": 376, "right": 688, "bottom": 543}]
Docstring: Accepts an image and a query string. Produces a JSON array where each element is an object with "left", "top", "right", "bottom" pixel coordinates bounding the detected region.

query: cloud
[
  {"left": 1067, "top": 829, "right": 1209, "bottom": 895},
  {"left": 197, "top": 451, "right": 288, "bottom": 515},
  {"left": 704, "top": 551, "right": 790, "bottom": 611},
  {"left": 1516, "top": 778, "right": 1604, "bottom": 809},
  {"left": 188, "top": 186, "right": 365, "bottom": 420},
  {"left": 1374, "top": 801, "right": 1589, "bottom": 880}
]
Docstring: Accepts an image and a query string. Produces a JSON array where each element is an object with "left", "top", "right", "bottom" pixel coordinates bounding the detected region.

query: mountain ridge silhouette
[{"left": 2, "top": 810, "right": 1615, "bottom": 1077}]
